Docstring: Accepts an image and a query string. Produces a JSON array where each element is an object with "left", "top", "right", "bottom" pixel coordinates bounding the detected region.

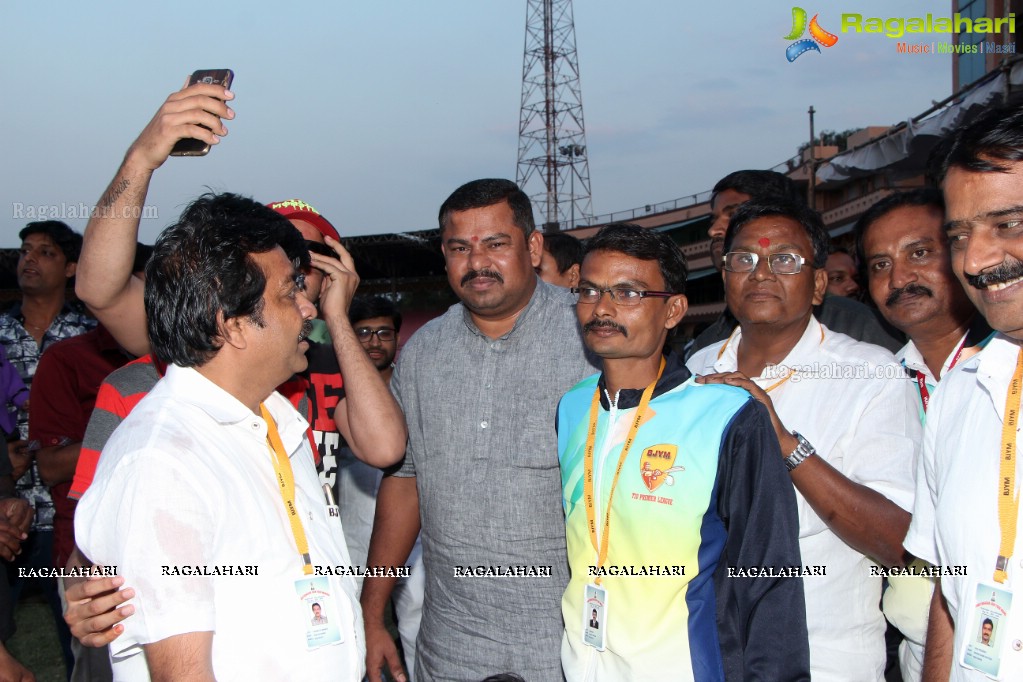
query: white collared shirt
[
  {"left": 890, "top": 337, "right": 970, "bottom": 682},
  {"left": 900, "top": 333, "right": 975, "bottom": 406},
  {"left": 688, "top": 316, "right": 920, "bottom": 682},
  {"left": 906, "top": 333, "right": 1023, "bottom": 681},
  {"left": 76, "top": 365, "right": 364, "bottom": 681}
]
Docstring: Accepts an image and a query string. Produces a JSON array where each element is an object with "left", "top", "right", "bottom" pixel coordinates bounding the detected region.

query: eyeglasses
[
  {"left": 722, "top": 252, "right": 807, "bottom": 275},
  {"left": 571, "top": 286, "right": 675, "bottom": 306},
  {"left": 355, "top": 327, "right": 396, "bottom": 342}
]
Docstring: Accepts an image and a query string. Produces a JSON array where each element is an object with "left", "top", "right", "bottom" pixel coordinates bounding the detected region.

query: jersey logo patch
[{"left": 639, "top": 444, "right": 683, "bottom": 492}]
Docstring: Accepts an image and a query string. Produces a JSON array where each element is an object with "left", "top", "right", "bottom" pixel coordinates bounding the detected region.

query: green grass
[{"left": 7, "top": 594, "right": 66, "bottom": 682}]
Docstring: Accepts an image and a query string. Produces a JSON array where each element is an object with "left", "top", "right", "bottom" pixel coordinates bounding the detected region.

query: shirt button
[
  {"left": 1014, "top": 639, "right": 1022, "bottom": 652},
  {"left": 485, "top": 383, "right": 492, "bottom": 389},
  {"left": 480, "top": 420, "right": 489, "bottom": 429}
]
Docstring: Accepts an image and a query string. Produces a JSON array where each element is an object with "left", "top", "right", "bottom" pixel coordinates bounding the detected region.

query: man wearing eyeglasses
[
  {"left": 687, "top": 197, "right": 919, "bottom": 681},
  {"left": 338, "top": 296, "right": 425, "bottom": 681},
  {"left": 558, "top": 223, "right": 809, "bottom": 681},
  {"left": 686, "top": 169, "right": 902, "bottom": 359}
]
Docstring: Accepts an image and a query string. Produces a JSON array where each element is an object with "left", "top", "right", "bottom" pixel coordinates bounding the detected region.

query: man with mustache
[
  {"left": 558, "top": 223, "right": 808, "bottom": 681},
  {"left": 688, "top": 197, "right": 919, "bottom": 681},
  {"left": 857, "top": 188, "right": 989, "bottom": 410},
  {"left": 904, "top": 105, "right": 1023, "bottom": 681},
  {"left": 361, "top": 179, "right": 598, "bottom": 681},
  {"left": 688, "top": 170, "right": 902, "bottom": 357},
  {"left": 855, "top": 188, "right": 990, "bottom": 681}
]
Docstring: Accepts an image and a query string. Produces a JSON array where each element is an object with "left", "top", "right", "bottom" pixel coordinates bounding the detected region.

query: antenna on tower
[{"left": 516, "top": 0, "right": 593, "bottom": 232}]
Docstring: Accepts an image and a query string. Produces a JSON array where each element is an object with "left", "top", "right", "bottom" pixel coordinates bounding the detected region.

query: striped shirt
[{"left": 71, "top": 355, "right": 162, "bottom": 500}]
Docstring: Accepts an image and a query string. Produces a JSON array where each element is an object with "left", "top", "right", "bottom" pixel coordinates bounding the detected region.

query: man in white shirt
[
  {"left": 856, "top": 187, "right": 990, "bottom": 680},
  {"left": 904, "top": 104, "right": 1023, "bottom": 681},
  {"left": 76, "top": 194, "right": 366, "bottom": 680},
  {"left": 688, "top": 196, "right": 920, "bottom": 681}
]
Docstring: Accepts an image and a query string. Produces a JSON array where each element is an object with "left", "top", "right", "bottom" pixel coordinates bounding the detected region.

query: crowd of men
[{"left": 1, "top": 77, "right": 1022, "bottom": 682}]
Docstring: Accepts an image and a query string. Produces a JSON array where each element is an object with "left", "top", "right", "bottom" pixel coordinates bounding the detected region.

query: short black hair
[
  {"left": 542, "top": 232, "right": 584, "bottom": 274},
  {"left": 19, "top": 221, "right": 83, "bottom": 263},
  {"left": 583, "top": 223, "right": 687, "bottom": 295},
  {"left": 438, "top": 179, "right": 535, "bottom": 236},
  {"left": 853, "top": 188, "right": 945, "bottom": 263},
  {"left": 145, "top": 192, "right": 310, "bottom": 368},
  {"left": 348, "top": 295, "right": 402, "bottom": 333},
  {"left": 930, "top": 104, "right": 1023, "bottom": 183},
  {"left": 724, "top": 197, "right": 830, "bottom": 269},
  {"left": 712, "top": 170, "right": 805, "bottom": 206}
]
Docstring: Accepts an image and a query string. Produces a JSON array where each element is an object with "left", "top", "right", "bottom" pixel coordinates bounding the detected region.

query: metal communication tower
[{"left": 516, "top": 0, "right": 592, "bottom": 232}]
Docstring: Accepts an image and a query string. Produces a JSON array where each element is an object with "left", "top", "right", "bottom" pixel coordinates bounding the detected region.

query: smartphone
[{"left": 169, "top": 69, "right": 235, "bottom": 157}]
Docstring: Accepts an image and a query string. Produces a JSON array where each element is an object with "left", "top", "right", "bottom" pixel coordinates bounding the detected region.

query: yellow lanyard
[
  {"left": 994, "top": 351, "right": 1023, "bottom": 583},
  {"left": 763, "top": 371, "right": 796, "bottom": 393},
  {"left": 584, "top": 357, "right": 665, "bottom": 586},
  {"left": 260, "top": 403, "right": 313, "bottom": 576}
]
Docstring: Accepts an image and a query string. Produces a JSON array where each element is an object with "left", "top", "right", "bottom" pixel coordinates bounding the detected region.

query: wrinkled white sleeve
[
  {"left": 904, "top": 388, "right": 942, "bottom": 565},
  {"left": 841, "top": 368, "right": 920, "bottom": 512},
  {"left": 76, "top": 450, "right": 220, "bottom": 656}
]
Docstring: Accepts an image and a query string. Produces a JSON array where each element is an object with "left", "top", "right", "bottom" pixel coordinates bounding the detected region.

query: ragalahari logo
[{"left": 785, "top": 7, "right": 839, "bottom": 61}]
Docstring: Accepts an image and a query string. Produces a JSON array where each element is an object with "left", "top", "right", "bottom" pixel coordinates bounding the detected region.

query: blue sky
[{"left": 1, "top": 1, "right": 954, "bottom": 244}]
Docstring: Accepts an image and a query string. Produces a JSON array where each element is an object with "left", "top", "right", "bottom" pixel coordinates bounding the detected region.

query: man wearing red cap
[
  {"left": 73, "top": 83, "right": 406, "bottom": 471},
  {"left": 62, "top": 81, "right": 406, "bottom": 679}
]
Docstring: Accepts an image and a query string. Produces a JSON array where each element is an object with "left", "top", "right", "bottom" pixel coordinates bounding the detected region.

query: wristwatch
[{"left": 784, "top": 431, "right": 815, "bottom": 471}]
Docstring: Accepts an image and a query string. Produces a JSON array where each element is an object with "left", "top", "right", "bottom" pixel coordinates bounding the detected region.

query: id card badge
[
  {"left": 295, "top": 576, "right": 343, "bottom": 650},
  {"left": 959, "top": 581, "right": 1013, "bottom": 679},
  {"left": 582, "top": 583, "right": 608, "bottom": 651}
]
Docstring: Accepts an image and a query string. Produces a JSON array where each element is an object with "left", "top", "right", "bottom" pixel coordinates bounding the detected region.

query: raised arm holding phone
[{"left": 65, "top": 75, "right": 407, "bottom": 679}]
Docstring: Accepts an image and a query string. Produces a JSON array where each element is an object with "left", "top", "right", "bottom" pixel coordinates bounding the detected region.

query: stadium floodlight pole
[{"left": 517, "top": 0, "right": 593, "bottom": 232}]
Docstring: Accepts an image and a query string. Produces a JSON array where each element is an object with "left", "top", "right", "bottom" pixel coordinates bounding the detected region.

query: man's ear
[
  {"left": 664, "top": 294, "right": 688, "bottom": 331},
  {"left": 65, "top": 261, "right": 77, "bottom": 279},
  {"left": 812, "top": 268, "right": 828, "bottom": 306},
  {"left": 528, "top": 231, "right": 544, "bottom": 269},
  {"left": 219, "top": 312, "right": 248, "bottom": 351},
  {"left": 566, "top": 263, "right": 580, "bottom": 288}
]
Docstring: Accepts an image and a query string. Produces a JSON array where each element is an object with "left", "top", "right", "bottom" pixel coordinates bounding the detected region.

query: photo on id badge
[
  {"left": 296, "top": 576, "right": 343, "bottom": 650},
  {"left": 583, "top": 584, "right": 607, "bottom": 651},
  {"left": 961, "top": 582, "right": 1012, "bottom": 677}
]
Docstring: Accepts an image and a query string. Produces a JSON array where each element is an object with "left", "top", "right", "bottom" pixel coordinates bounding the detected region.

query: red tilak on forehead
[
  {"left": 471, "top": 235, "right": 479, "bottom": 243},
  {"left": 758, "top": 237, "right": 771, "bottom": 248}
]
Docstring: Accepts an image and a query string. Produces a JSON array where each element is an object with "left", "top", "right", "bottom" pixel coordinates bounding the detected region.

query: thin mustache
[
  {"left": 966, "top": 260, "right": 1023, "bottom": 289},
  {"left": 886, "top": 283, "right": 933, "bottom": 307},
  {"left": 461, "top": 269, "right": 504, "bottom": 286},
  {"left": 583, "top": 319, "right": 628, "bottom": 337},
  {"left": 299, "top": 320, "right": 314, "bottom": 341}
]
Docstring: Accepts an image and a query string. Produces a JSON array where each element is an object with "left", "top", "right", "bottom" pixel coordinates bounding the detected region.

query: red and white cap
[{"left": 268, "top": 199, "right": 340, "bottom": 241}]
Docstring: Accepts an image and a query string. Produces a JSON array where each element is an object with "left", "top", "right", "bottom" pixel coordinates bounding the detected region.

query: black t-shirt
[{"left": 298, "top": 340, "right": 346, "bottom": 492}]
